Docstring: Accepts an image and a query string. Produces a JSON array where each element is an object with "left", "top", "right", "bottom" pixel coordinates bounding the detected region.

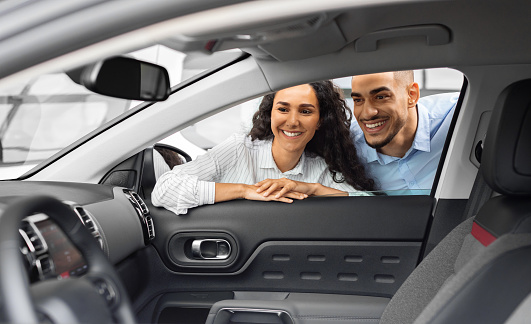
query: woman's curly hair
[{"left": 249, "top": 81, "right": 376, "bottom": 191}]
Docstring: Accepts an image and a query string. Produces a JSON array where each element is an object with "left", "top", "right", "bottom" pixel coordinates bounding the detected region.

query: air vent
[
  {"left": 130, "top": 191, "right": 149, "bottom": 215},
  {"left": 70, "top": 204, "right": 104, "bottom": 250},
  {"left": 20, "top": 220, "right": 47, "bottom": 254},
  {"left": 145, "top": 216, "right": 155, "bottom": 241},
  {"left": 36, "top": 255, "right": 54, "bottom": 279},
  {"left": 123, "top": 189, "right": 155, "bottom": 244}
]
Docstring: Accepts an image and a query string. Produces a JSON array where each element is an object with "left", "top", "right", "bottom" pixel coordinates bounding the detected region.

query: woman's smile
[{"left": 281, "top": 130, "right": 303, "bottom": 138}]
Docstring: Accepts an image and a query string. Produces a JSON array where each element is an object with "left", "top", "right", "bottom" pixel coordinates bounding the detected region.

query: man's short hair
[{"left": 393, "top": 70, "right": 414, "bottom": 87}]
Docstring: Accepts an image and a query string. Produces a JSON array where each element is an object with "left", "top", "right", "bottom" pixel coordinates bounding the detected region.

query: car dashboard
[
  {"left": 0, "top": 181, "right": 154, "bottom": 284},
  {"left": 20, "top": 212, "right": 88, "bottom": 283}
]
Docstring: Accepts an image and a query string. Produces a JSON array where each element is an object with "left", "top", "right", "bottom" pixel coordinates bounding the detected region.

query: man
[{"left": 350, "top": 71, "right": 459, "bottom": 190}]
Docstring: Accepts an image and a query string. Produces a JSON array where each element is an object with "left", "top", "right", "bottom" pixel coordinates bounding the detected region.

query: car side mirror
[{"left": 70, "top": 57, "right": 171, "bottom": 101}]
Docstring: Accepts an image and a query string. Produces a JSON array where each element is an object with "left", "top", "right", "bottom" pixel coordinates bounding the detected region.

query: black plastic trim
[
  {"left": 149, "top": 195, "right": 433, "bottom": 274},
  {"left": 422, "top": 198, "right": 468, "bottom": 258}
]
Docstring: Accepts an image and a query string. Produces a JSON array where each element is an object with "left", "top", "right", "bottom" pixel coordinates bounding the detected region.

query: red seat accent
[{"left": 471, "top": 222, "right": 497, "bottom": 246}]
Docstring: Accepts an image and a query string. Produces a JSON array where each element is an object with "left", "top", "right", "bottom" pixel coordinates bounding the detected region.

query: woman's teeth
[{"left": 282, "top": 130, "right": 302, "bottom": 137}]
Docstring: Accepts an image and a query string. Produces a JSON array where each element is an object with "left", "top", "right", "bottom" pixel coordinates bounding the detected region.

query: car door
[
  {"left": 103, "top": 150, "right": 433, "bottom": 323},
  {"left": 103, "top": 69, "right": 465, "bottom": 324}
]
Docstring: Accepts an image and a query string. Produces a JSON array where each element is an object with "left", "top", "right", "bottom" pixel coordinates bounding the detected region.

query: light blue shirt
[{"left": 350, "top": 92, "right": 459, "bottom": 190}]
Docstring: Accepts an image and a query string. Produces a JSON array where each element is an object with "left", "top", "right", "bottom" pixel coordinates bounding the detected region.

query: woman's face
[{"left": 270, "top": 84, "right": 320, "bottom": 155}]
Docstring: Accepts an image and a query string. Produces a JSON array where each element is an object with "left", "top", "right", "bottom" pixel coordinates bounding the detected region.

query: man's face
[{"left": 351, "top": 72, "right": 416, "bottom": 151}]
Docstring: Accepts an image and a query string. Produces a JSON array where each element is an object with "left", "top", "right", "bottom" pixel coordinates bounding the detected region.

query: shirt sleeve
[
  {"left": 328, "top": 179, "right": 372, "bottom": 196},
  {"left": 151, "top": 134, "right": 243, "bottom": 215},
  {"left": 315, "top": 162, "right": 371, "bottom": 196},
  {"left": 153, "top": 149, "right": 171, "bottom": 179},
  {"left": 321, "top": 170, "right": 362, "bottom": 196}
]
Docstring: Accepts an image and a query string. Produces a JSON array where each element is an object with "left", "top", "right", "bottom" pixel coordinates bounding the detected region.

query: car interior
[{"left": 1, "top": 1, "right": 531, "bottom": 323}]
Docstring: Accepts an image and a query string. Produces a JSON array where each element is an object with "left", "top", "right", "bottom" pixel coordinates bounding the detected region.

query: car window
[
  {"left": 169, "top": 68, "right": 463, "bottom": 154},
  {"left": 0, "top": 45, "right": 242, "bottom": 180},
  {"left": 161, "top": 68, "right": 464, "bottom": 194}
]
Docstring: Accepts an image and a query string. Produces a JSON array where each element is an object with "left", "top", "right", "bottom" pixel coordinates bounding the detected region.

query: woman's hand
[
  {"left": 255, "top": 178, "right": 316, "bottom": 198},
  {"left": 243, "top": 184, "right": 307, "bottom": 203},
  {"left": 215, "top": 180, "right": 345, "bottom": 205},
  {"left": 255, "top": 178, "right": 346, "bottom": 198},
  {"left": 215, "top": 183, "right": 306, "bottom": 204}
]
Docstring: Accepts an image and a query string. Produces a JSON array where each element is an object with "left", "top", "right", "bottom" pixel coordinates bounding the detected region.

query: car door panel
[
  {"left": 123, "top": 195, "right": 432, "bottom": 323},
  {"left": 146, "top": 196, "right": 432, "bottom": 288}
]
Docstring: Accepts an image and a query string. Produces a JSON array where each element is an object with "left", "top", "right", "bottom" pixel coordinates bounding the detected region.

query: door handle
[{"left": 191, "top": 239, "right": 231, "bottom": 260}]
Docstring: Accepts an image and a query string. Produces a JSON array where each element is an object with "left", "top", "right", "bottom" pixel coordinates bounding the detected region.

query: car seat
[{"left": 380, "top": 79, "right": 531, "bottom": 323}]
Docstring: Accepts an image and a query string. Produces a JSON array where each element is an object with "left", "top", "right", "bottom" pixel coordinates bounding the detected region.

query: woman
[{"left": 152, "top": 81, "right": 375, "bottom": 215}]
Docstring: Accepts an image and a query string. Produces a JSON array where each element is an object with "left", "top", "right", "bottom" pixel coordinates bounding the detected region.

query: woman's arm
[
  {"left": 152, "top": 169, "right": 215, "bottom": 215},
  {"left": 152, "top": 134, "right": 243, "bottom": 215}
]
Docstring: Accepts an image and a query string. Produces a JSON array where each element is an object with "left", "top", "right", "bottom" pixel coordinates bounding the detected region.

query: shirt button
[{"left": 409, "top": 181, "right": 415, "bottom": 186}]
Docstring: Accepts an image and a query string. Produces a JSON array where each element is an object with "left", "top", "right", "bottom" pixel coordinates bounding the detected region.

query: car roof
[{"left": 1, "top": 0, "right": 529, "bottom": 88}]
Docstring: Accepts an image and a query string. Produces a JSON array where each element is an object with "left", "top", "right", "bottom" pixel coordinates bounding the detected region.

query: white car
[{"left": 0, "top": 1, "right": 530, "bottom": 324}]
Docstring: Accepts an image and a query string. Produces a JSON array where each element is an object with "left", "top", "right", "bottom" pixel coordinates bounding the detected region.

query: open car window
[{"left": 160, "top": 68, "right": 464, "bottom": 196}]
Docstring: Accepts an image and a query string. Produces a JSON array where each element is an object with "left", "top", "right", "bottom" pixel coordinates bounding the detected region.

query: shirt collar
[
  {"left": 258, "top": 139, "right": 305, "bottom": 175},
  {"left": 411, "top": 103, "right": 431, "bottom": 153}
]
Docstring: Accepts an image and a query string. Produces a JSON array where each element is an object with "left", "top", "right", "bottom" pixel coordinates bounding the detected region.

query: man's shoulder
[{"left": 418, "top": 92, "right": 459, "bottom": 118}]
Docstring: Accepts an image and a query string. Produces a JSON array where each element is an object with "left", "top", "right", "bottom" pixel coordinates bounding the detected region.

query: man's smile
[{"left": 363, "top": 119, "right": 388, "bottom": 133}]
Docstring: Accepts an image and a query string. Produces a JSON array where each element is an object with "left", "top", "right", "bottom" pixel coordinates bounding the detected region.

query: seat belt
[{"left": 462, "top": 140, "right": 493, "bottom": 220}]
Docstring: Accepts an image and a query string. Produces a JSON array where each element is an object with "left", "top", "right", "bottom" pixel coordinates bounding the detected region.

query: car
[{"left": 1, "top": 1, "right": 530, "bottom": 323}]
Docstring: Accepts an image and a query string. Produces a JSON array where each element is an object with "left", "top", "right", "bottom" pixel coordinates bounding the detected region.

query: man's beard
[{"left": 364, "top": 117, "right": 406, "bottom": 150}]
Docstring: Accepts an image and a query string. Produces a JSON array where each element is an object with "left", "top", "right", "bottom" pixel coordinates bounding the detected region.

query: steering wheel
[{"left": 0, "top": 196, "right": 136, "bottom": 324}]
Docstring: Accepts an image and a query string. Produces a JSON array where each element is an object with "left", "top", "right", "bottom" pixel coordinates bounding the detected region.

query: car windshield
[
  {"left": 0, "top": 74, "right": 130, "bottom": 179},
  {"left": 0, "top": 45, "right": 240, "bottom": 180}
]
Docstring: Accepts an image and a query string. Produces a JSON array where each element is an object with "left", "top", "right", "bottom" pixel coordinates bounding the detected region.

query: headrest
[{"left": 482, "top": 79, "right": 531, "bottom": 196}]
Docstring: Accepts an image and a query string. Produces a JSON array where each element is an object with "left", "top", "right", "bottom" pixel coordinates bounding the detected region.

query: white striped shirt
[{"left": 151, "top": 133, "right": 361, "bottom": 215}]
